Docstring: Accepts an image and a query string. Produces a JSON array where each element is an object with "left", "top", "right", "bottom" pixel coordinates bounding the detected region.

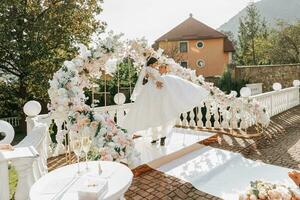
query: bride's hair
[{"left": 146, "top": 57, "right": 158, "bottom": 66}]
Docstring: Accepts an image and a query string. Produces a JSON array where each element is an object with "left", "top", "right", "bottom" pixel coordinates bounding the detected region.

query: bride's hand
[{"left": 156, "top": 81, "right": 163, "bottom": 89}]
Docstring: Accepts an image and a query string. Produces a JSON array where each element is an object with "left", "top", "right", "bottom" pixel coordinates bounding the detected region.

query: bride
[{"left": 120, "top": 56, "right": 209, "bottom": 144}]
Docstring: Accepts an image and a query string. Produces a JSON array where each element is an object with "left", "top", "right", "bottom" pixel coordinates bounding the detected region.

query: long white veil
[{"left": 130, "top": 65, "right": 146, "bottom": 101}]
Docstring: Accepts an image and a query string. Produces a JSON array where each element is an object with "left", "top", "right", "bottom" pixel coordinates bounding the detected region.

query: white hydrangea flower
[
  {"left": 104, "top": 58, "right": 118, "bottom": 75},
  {"left": 77, "top": 43, "right": 91, "bottom": 59}
]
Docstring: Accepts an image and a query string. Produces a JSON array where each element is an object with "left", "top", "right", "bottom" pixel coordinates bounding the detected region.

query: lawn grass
[
  {"left": 9, "top": 166, "right": 18, "bottom": 200},
  {"left": 8, "top": 127, "right": 26, "bottom": 199}
]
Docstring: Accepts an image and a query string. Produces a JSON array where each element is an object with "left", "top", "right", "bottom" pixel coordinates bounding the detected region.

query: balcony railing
[
  {"left": 28, "top": 86, "right": 299, "bottom": 157},
  {"left": 177, "top": 86, "right": 300, "bottom": 129},
  {"left": 0, "top": 117, "right": 20, "bottom": 127},
  {"left": 250, "top": 87, "right": 299, "bottom": 117}
]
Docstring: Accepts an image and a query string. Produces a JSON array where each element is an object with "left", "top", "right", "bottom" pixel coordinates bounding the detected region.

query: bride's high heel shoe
[
  {"left": 160, "top": 137, "right": 166, "bottom": 146},
  {"left": 151, "top": 139, "right": 158, "bottom": 144}
]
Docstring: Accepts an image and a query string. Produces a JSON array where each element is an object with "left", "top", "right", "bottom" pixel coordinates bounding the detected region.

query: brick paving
[
  {"left": 126, "top": 165, "right": 221, "bottom": 200},
  {"left": 47, "top": 152, "right": 77, "bottom": 171},
  {"left": 210, "top": 106, "right": 300, "bottom": 170},
  {"left": 124, "top": 106, "right": 300, "bottom": 200}
]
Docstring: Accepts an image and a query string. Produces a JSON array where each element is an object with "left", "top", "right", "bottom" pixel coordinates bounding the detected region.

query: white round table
[{"left": 30, "top": 161, "right": 133, "bottom": 200}]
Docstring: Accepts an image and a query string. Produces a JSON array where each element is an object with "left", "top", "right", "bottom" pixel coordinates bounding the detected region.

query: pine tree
[{"left": 237, "top": 3, "right": 269, "bottom": 65}]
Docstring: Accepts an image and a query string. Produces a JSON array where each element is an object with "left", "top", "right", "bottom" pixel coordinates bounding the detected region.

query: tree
[
  {"left": 88, "top": 59, "right": 139, "bottom": 107},
  {"left": 0, "top": 0, "right": 104, "bottom": 118},
  {"left": 237, "top": 3, "right": 269, "bottom": 65},
  {"left": 268, "top": 21, "right": 300, "bottom": 64},
  {"left": 218, "top": 70, "right": 248, "bottom": 95}
]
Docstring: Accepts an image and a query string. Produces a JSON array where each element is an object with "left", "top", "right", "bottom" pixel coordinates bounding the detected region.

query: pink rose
[
  {"left": 65, "top": 82, "right": 72, "bottom": 90},
  {"left": 100, "top": 154, "right": 113, "bottom": 161}
]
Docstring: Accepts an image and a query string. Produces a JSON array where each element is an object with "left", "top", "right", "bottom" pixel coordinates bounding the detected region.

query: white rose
[
  {"left": 57, "top": 98, "right": 69, "bottom": 106},
  {"left": 82, "top": 126, "right": 92, "bottom": 137},
  {"left": 105, "top": 58, "right": 118, "bottom": 75},
  {"left": 56, "top": 105, "right": 65, "bottom": 113},
  {"left": 49, "top": 80, "right": 59, "bottom": 88},
  {"left": 99, "top": 127, "right": 107, "bottom": 136},
  {"left": 94, "top": 114, "right": 105, "bottom": 122},
  {"left": 93, "top": 50, "right": 102, "bottom": 58},
  {"left": 63, "top": 60, "right": 76, "bottom": 70},
  {"left": 58, "top": 88, "right": 67, "bottom": 96},
  {"left": 107, "top": 142, "right": 116, "bottom": 148},
  {"left": 72, "top": 58, "right": 84, "bottom": 68},
  {"left": 78, "top": 44, "right": 91, "bottom": 59},
  {"left": 48, "top": 88, "right": 59, "bottom": 98}
]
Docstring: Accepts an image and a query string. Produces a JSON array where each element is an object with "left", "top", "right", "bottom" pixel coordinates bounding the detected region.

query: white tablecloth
[{"left": 29, "top": 161, "right": 133, "bottom": 200}]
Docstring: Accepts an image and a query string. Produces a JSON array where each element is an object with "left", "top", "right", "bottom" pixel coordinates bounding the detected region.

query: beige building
[{"left": 153, "top": 14, "right": 235, "bottom": 77}]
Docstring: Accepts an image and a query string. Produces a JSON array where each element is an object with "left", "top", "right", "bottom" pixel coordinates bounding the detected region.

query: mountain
[{"left": 219, "top": 0, "right": 300, "bottom": 38}]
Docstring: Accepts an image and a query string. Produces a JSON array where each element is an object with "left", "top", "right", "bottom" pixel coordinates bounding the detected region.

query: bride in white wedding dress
[{"left": 120, "top": 57, "right": 209, "bottom": 144}]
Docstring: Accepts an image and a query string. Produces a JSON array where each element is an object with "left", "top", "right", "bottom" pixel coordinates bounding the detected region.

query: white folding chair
[
  {"left": 12, "top": 122, "right": 49, "bottom": 200},
  {"left": 0, "top": 121, "right": 49, "bottom": 200},
  {"left": 0, "top": 120, "right": 16, "bottom": 200}
]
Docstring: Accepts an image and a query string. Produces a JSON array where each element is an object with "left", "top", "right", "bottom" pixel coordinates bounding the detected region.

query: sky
[{"left": 99, "top": 0, "right": 260, "bottom": 44}]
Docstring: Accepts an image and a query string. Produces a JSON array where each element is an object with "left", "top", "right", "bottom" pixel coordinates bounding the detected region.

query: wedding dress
[{"left": 120, "top": 66, "right": 209, "bottom": 133}]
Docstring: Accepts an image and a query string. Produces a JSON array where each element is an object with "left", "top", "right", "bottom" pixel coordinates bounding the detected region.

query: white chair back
[
  {"left": 12, "top": 122, "right": 49, "bottom": 200},
  {"left": 0, "top": 120, "right": 15, "bottom": 144},
  {"left": 15, "top": 123, "right": 49, "bottom": 177}
]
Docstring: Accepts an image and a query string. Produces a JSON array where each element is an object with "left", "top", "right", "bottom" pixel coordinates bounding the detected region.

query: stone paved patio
[
  {"left": 124, "top": 106, "right": 300, "bottom": 200},
  {"left": 211, "top": 105, "right": 300, "bottom": 170},
  {"left": 126, "top": 165, "right": 221, "bottom": 200}
]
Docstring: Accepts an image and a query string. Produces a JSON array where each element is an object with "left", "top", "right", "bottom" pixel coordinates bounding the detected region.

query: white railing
[
  {"left": 26, "top": 104, "right": 132, "bottom": 157},
  {"left": 93, "top": 103, "right": 133, "bottom": 125},
  {"left": 250, "top": 87, "right": 300, "bottom": 117},
  {"left": 175, "top": 100, "right": 239, "bottom": 129},
  {"left": 175, "top": 86, "right": 300, "bottom": 129},
  {"left": 28, "top": 86, "right": 299, "bottom": 157},
  {"left": 29, "top": 103, "right": 133, "bottom": 132},
  {"left": 1, "top": 117, "right": 20, "bottom": 127}
]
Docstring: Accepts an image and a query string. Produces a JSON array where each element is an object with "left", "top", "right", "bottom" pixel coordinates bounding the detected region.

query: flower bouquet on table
[{"left": 239, "top": 180, "right": 300, "bottom": 200}]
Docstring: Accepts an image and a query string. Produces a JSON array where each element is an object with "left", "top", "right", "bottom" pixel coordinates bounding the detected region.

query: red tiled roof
[
  {"left": 155, "top": 15, "right": 226, "bottom": 42},
  {"left": 155, "top": 15, "right": 235, "bottom": 52},
  {"left": 224, "top": 37, "right": 235, "bottom": 52}
]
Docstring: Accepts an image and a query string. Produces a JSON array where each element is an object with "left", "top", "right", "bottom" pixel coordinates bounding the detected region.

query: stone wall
[{"left": 233, "top": 64, "right": 300, "bottom": 92}]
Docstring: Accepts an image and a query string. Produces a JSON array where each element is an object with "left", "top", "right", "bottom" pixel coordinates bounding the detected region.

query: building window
[
  {"left": 197, "top": 59, "right": 205, "bottom": 68},
  {"left": 179, "top": 41, "right": 188, "bottom": 53},
  {"left": 180, "top": 61, "right": 188, "bottom": 68},
  {"left": 196, "top": 41, "right": 204, "bottom": 49}
]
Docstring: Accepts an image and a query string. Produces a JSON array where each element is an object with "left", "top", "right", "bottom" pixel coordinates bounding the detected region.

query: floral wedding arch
[{"left": 48, "top": 32, "right": 270, "bottom": 163}]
